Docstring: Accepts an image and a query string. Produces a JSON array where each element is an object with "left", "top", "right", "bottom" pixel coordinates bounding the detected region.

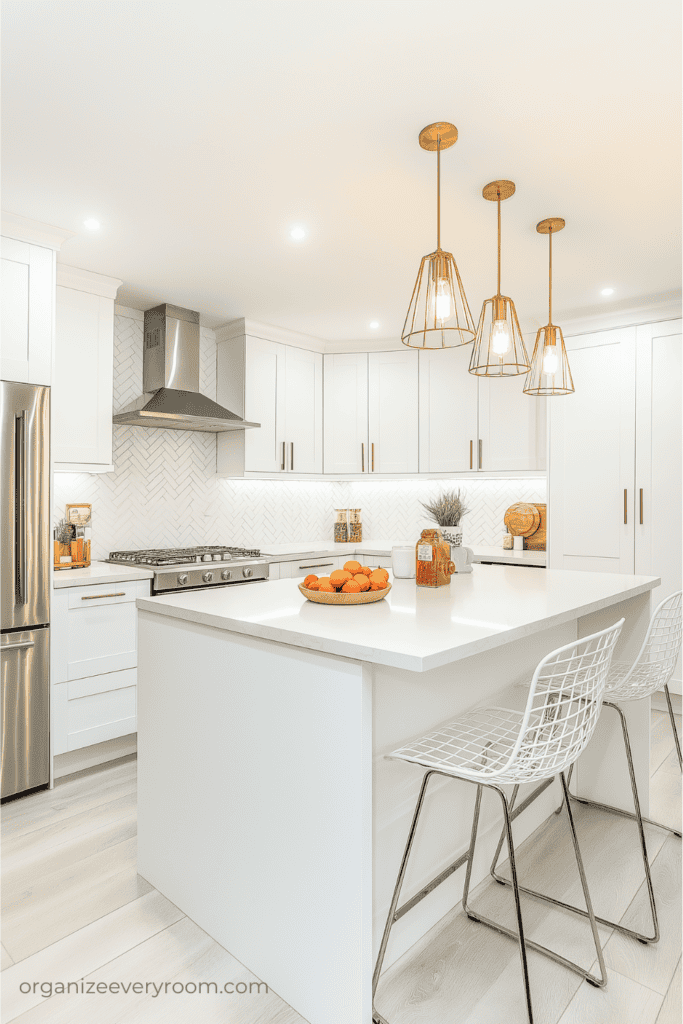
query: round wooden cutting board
[{"left": 504, "top": 503, "right": 541, "bottom": 537}]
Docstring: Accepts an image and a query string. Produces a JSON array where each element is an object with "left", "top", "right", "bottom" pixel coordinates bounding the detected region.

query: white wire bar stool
[
  {"left": 489, "top": 592, "right": 682, "bottom": 951},
  {"left": 372, "top": 619, "right": 624, "bottom": 1024}
]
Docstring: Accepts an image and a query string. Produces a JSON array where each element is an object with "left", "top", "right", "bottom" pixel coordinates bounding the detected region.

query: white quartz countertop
[
  {"left": 53, "top": 561, "right": 155, "bottom": 589},
  {"left": 260, "top": 540, "right": 546, "bottom": 567},
  {"left": 137, "top": 566, "right": 658, "bottom": 672}
]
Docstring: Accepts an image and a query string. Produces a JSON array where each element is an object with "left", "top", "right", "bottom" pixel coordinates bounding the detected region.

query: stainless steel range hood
[{"left": 113, "top": 304, "right": 259, "bottom": 432}]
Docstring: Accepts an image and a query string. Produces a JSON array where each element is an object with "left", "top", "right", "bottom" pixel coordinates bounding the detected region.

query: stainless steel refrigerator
[{"left": 1, "top": 381, "right": 50, "bottom": 799}]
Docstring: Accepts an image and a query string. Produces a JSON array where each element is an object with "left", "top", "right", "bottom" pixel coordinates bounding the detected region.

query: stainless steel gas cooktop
[{"left": 106, "top": 546, "right": 269, "bottom": 593}]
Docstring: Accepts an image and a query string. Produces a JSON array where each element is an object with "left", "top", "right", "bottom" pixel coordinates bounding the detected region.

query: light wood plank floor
[{"left": 1, "top": 711, "right": 680, "bottom": 1024}]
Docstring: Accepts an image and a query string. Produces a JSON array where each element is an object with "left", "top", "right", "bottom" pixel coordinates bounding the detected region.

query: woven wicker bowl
[{"left": 299, "top": 582, "right": 392, "bottom": 605}]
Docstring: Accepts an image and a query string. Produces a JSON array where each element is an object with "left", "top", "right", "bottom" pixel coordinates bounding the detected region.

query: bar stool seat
[
  {"left": 372, "top": 619, "right": 624, "bottom": 1024},
  {"left": 390, "top": 704, "right": 599, "bottom": 785}
]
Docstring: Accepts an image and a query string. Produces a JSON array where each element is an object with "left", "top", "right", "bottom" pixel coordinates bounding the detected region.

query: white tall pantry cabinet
[{"left": 549, "top": 318, "right": 682, "bottom": 692}]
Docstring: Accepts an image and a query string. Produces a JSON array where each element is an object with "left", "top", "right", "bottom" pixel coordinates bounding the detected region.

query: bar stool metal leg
[
  {"left": 463, "top": 784, "right": 535, "bottom": 1024},
  {"left": 492, "top": 704, "right": 662, "bottom": 943},
  {"left": 664, "top": 684, "right": 682, "bottom": 771},
  {"left": 469, "top": 775, "right": 607, "bottom": 989},
  {"left": 372, "top": 770, "right": 435, "bottom": 1024}
]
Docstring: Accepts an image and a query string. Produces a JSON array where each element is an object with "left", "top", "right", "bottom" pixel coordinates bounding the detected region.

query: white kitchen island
[{"left": 136, "top": 566, "right": 659, "bottom": 1024}]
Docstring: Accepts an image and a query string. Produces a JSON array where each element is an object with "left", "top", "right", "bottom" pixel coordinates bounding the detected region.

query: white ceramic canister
[{"left": 391, "top": 546, "right": 416, "bottom": 579}]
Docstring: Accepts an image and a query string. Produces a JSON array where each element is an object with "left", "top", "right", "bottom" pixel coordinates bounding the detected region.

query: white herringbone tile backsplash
[{"left": 54, "top": 312, "right": 546, "bottom": 559}]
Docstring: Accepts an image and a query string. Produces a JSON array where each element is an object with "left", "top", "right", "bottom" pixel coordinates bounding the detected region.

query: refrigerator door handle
[
  {"left": 15, "top": 412, "right": 28, "bottom": 605},
  {"left": 1, "top": 640, "right": 35, "bottom": 652}
]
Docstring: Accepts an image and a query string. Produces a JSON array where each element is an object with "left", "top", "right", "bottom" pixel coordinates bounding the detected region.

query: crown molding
[
  {"left": 57, "top": 264, "right": 122, "bottom": 299},
  {"left": 215, "top": 317, "right": 326, "bottom": 351},
  {"left": 1, "top": 211, "right": 75, "bottom": 250},
  {"left": 520, "top": 294, "right": 681, "bottom": 340}
]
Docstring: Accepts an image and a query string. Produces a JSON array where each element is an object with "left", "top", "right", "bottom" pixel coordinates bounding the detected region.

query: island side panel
[
  {"left": 575, "top": 590, "right": 653, "bottom": 814},
  {"left": 371, "top": 621, "right": 577, "bottom": 972},
  {"left": 137, "top": 610, "right": 372, "bottom": 1024}
]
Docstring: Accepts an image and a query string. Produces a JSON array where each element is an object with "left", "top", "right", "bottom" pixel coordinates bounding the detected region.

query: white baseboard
[
  {"left": 53, "top": 733, "right": 137, "bottom": 779},
  {"left": 651, "top": 691, "right": 682, "bottom": 715}
]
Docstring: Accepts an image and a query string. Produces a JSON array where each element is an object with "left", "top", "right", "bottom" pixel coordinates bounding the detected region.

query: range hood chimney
[{"left": 113, "top": 304, "right": 259, "bottom": 432}]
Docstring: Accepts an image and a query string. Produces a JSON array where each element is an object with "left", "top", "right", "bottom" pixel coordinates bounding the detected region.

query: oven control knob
[
  {"left": 243, "top": 567, "right": 253, "bottom": 578},
  {"left": 177, "top": 574, "right": 189, "bottom": 586},
  {"left": 202, "top": 571, "right": 214, "bottom": 583},
  {"left": 221, "top": 569, "right": 232, "bottom": 581}
]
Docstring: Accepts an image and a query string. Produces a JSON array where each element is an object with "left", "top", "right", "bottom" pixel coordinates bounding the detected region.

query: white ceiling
[{"left": 2, "top": 0, "right": 681, "bottom": 341}]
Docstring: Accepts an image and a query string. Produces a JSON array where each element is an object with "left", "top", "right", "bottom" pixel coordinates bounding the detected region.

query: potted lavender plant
[{"left": 420, "top": 489, "right": 469, "bottom": 547}]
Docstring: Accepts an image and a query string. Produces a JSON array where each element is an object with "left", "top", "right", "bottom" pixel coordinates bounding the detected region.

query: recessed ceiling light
[
  {"left": 83, "top": 218, "right": 100, "bottom": 230},
  {"left": 369, "top": 321, "right": 379, "bottom": 329},
  {"left": 289, "top": 226, "right": 306, "bottom": 241},
  {"left": 601, "top": 287, "right": 614, "bottom": 296}
]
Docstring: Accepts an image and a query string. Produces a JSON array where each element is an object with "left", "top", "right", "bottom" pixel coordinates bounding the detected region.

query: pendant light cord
[
  {"left": 436, "top": 134, "right": 441, "bottom": 250},
  {"left": 497, "top": 191, "right": 502, "bottom": 296},
  {"left": 548, "top": 227, "right": 553, "bottom": 325}
]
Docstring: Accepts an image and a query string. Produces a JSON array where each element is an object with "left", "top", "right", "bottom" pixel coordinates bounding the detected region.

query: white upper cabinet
[
  {"left": 477, "top": 374, "right": 546, "bottom": 472},
  {"left": 284, "top": 345, "right": 323, "bottom": 473},
  {"left": 243, "top": 335, "right": 285, "bottom": 473},
  {"left": 549, "top": 326, "right": 637, "bottom": 573},
  {"left": 1, "top": 236, "right": 53, "bottom": 385},
  {"left": 216, "top": 325, "right": 322, "bottom": 476},
  {"left": 419, "top": 346, "right": 478, "bottom": 472},
  {"left": 53, "top": 267, "right": 121, "bottom": 472},
  {"left": 323, "top": 353, "right": 368, "bottom": 474},
  {"left": 368, "top": 350, "right": 419, "bottom": 473}
]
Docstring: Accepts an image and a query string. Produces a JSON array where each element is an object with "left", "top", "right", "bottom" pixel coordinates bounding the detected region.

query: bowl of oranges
[{"left": 299, "top": 561, "right": 391, "bottom": 605}]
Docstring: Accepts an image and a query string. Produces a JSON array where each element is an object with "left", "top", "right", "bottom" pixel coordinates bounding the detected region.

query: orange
[
  {"left": 354, "top": 574, "right": 370, "bottom": 591},
  {"left": 341, "top": 580, "right": 362, "bottom": 593},
  {"left": 369, "top": 569, "right": 388, "bottom": 588},
  {"left": 359, "top": 566, "right": 373, "bottom": 576},
  {"left": 330, "top": 569, "right": 352, "bottom": 587},
  {"left": 343, "top": 560, "right": 362, "bottom": 574},
  {"left": 303, "top": 574, "right": 319, "bottom": 588},
  {"left": 317, "top": 577, "right": 335, "bottom": 591},
  {"left": 306, "top": 580, "right": 320, "bottom": 590}
]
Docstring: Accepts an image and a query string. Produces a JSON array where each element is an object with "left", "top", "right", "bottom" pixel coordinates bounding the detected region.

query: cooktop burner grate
[{"left": 108, "top": 545, "right": 262, "bottom": 566}]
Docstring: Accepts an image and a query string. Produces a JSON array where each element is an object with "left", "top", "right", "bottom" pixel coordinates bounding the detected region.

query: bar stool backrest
[
  {"left": 613, "top": 591, "right": 683, "bottom": 699},
  {"left": 512, "top": 619, "right": 625, "bottom": 783}
]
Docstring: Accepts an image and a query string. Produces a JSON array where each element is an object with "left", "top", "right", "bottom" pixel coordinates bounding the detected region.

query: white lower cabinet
[{"left": 51, "top": 579, "right": 150, "bottom": 753}]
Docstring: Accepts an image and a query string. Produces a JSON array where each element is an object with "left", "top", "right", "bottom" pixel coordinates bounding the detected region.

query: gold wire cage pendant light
[
  {"left": 524, "top": 218, "right": 574, "bottom": 396},
  {"left": 469, "top": 180, "right": 530, "bottom": 376},
  {"left": 402, "top": 122, "right": 476, "bottom": 349}
]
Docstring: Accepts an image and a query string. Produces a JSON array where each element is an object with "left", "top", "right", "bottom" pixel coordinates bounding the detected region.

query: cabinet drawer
[
  {"left": 66, "top": 599, "right": 137, "bottom": 680},
  {"left": 280, "top": 556, "right": 339, "bottom": 579},
  {"left": 68, "top": 666, "right": 136, "bottom": 700},
  {"left": 67, "top": 685, "right": 136, "bottom": 751},
  {"left": 67, "top": 582, "right": 139, "bottom": 608}
]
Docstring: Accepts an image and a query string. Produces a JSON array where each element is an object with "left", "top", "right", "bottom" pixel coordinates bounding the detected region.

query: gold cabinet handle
[
  {"left": 81, "top": 592, "right": 125, "bottom": 600},
  {"left": 478, "top": 439, "right": 483, "bottom": 470},
  {"left": 624, "top": 489, "right": 628, "bottom": 525},
  {"left": 361, "top": 443, "right": 365, "bottom": 472},
  {"left": 371, "top": 443, "right": 375, "bottom": 472},
  {"left": 640, "top": 488, "right": 643, "bottom": 525},
  {"left": 299, "top": 562, "right": 334, "bottom": 570},
  {"left": 281, "top": 442, "right": 286, "bottom": 471},
  {"left": 470, "top": 440, "right": 473, "bottom": 470},
  {"left": 290, "top": 442, "right": 294, "bottom": 471}
]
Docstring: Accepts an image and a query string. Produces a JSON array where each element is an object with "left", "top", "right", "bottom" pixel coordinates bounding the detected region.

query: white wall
[{"left": 53, "top": 308, "right": 546, "bottom": 559}]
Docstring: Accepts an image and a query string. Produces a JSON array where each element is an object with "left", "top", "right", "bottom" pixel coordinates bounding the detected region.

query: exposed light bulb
[
  {"left": 543, "top": 345, "right": 559, "bottom": 375},
  {"left": 431, "top": 278, "right": 451, "bottom": 323},
  {"left": 490, "top": 319, "right": 511, "bottom": 356}
]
